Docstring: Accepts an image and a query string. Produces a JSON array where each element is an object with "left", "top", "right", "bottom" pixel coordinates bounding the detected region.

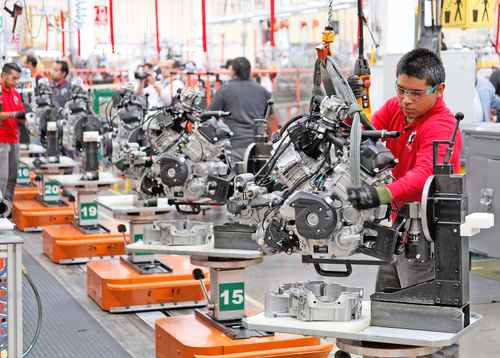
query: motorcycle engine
[{"left": 227, "top": 94, "right": 396, "bottom": 259}]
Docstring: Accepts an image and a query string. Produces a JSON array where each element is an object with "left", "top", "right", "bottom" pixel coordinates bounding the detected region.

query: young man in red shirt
[
  {"left": 0, "top": 63, "right": 26, "bottom": 203},
  {"left": 347, "top": 48, "right": 462, "bottom": 357}
]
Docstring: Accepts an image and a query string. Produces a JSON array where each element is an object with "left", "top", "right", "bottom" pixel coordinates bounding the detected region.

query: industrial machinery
[
  {"left": 120, "top": 22, "right": 394, "bottom": 357},
  {"left": 86, "top": 85, "right": 278, "bottom": 313},
  {"left": 14, "top": 128, "right": 45, "bottom": 202},
  {"left": 85, "top": 89, "right": 232, "bottom": 311},
  {"left": 124, "top": 17, "right": 491, "bottom": 358},
  {"left": 42, "top": 111, "right": 124, "bottom": 264},
  {"left": 114, "top": 88, "right": 234, "bottom": 212},
  {"left": 416, "top": 0, "right": 444, "bottom": 54},
  {"left": 61, "top": 82, "right": 112, "bottom": 159},
  {"left": 225, "top": 92, "right": 399, "bottom": 263},
  {"left": 12, "top": 82, "right": 77, "bottom": 232},
  {"left": 104, "top": 86, "right": 149, "bottom": 165},
  {"left": 349, "top": 0, "right": 374, "bottom": 119},
  {"left": 265, "top": 281, "right": 363, "bottom": 322},
  {"left": 369, "top": 112, "right": 477, "bottom": 333},
  {"left": 242, "top": 113, "right": 491, "bottom": 358}
]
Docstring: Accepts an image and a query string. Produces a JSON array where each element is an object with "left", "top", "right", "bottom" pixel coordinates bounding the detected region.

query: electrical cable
[
  {"left": 254, "top": 114, "right": 306, "bottom": 184},
  {"left": 22, "top": 268, "right": 43, "bottom": 357},
  {"left": 350, "top": 112, "right": 362, "bottom": 187}
]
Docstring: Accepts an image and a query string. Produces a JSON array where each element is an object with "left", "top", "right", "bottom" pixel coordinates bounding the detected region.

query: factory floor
[{"left": 19, "top": 230, "right": 500, "bottom": 358}]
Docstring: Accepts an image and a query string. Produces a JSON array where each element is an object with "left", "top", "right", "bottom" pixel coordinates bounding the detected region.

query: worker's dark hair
[
  {"left": 230, "top": 57, "right": 251, "bottom": 80},
  {"left": 396, "top": 48, "right": 445, "bottom": 86},
  {"left": 2, "top": 62, "right": 21, "bottom": 75},
  {"left": 26, "top": 55, "right": 38, "bottom": 68},
  {"left": 144, "top": 63, "right": 154, "bottom": 70},
  {"left": 55, "top": 60, "right": 69, "bottom": 78},
  {"left": 223, "top": 59, "right": 233, "bottom": 69},
  {"left": 172, "top": 60, "right": 181, "bottom": 70},
  {"left": 489, "top": 69, "right": 500, "bottom": 96}
]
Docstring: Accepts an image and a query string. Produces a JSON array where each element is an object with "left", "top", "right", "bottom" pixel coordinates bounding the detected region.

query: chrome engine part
[
  {"left": 62, "top": 84, "right": 91, "bottom": 152},
  {"left": 265, "top": 281, "right": 363, "bottom": 321},
  {"left": 127, "top": 89, "right": 234, "bottom": 203},
  {"left": 226, "top": 93, "right": 397, "bottom": 259},
  {"left": 142, "top": 220, "right": 213, "bottom": 247},
  {"left": 28, "top": 81, "right": 62, "bottom": 147}
]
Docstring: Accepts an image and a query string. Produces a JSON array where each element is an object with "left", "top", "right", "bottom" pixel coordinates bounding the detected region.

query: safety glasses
[{"left": 395, "top": 82, "right": 439, "bottom": 99}]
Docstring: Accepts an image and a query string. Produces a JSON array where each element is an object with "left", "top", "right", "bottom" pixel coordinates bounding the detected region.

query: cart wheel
[{"left": 334, "top": 351, "right": 351, "bottom": 358}]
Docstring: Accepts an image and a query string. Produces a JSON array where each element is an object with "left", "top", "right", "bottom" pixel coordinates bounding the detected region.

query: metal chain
[{"left": 328, "top": 0, "right": 334, "bottom": 27}]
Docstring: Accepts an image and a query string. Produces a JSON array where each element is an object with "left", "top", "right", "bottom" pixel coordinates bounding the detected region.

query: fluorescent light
[{"left": 301, "top": 9, "right": 318, "bottom": 14}]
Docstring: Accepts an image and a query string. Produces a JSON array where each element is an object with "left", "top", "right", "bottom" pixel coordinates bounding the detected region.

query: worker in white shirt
[{"left": 137, "top": 60, "right": 185, "bottom": 110}]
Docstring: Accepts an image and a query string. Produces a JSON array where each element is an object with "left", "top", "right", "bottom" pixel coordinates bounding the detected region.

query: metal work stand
[
  {"left": 20, "top": 156, "right": 77, "bottom": 207},
  {"left": 19, "top": 143, "right": 45, "bottom": 158},
  {"left": 50, "top": 172, "right": 120, "bottom": 233},
  {"left": 191, "top": 255, "right": 272, "bottom": 339},
  {"left": 336, "top": 339, "right": 438, "bottom": 358},
  {"left": 0, "top": 221, "right": 23, "bottom": 358},
  {"left": 97, "top": 195, "right": 173, "bottom": 265}
]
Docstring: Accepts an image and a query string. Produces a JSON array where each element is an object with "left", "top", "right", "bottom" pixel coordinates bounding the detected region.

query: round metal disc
[
  {"left": 420, "top": 175, "right": 435, "bottom": 242},
  {"left": 242, "top": 143, "right": 256, "bottom": 174}
]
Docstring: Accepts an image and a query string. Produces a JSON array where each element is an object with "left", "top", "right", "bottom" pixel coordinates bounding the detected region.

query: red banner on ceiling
[{"left": 94, "top": 5, "right": 108, "bottom": 25}]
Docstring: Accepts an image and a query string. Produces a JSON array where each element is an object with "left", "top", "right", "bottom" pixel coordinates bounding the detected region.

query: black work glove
[
  {"left": 12, "top": 111, "right": 26, "bottom": 119},
  {"left": 347, "top": 75, "right": 365, "bottom": 98},
  {"left": 347, "top": 185, "right": 381, "bottom": 210}
]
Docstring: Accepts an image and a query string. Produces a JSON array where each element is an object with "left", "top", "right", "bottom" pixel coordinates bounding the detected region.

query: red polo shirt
[
  {"left": 372, "top": 96, "right": 462, "bottom": 211},
  {"left": 0, "top": 86, "right": 24, "bottom": 143}
]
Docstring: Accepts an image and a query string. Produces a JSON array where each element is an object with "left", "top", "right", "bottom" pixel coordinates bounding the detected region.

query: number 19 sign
[{"left": 79, "top": 202, "right": 98, "bottom": 226}]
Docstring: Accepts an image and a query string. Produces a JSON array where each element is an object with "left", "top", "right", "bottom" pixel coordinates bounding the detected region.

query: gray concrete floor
[{"left": 19, "top": 230, "right": 500, "bottom": 358}]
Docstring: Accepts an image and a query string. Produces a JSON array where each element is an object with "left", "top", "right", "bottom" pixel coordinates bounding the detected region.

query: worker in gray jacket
[{"left": 209, "top": 57, "right": 271, "bottom": 162}]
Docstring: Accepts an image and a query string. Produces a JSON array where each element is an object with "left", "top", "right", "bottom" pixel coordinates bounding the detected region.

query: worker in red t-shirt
[
  {"left": 348, "top": 48, "right": 461, "bottom": 357},
  {"left": 0, "top": 63, "right": 26, "bottom": 204}
]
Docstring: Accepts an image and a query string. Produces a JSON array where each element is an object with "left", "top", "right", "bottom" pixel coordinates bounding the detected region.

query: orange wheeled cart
[
  {"left": 13, "top": 156, "right": 77, "bottom": 232},
  {"left": 42, "top": 172, "right": 127, "bottom": 263},
  {"left": 155, "top": 313, "right": 333, "bottom": 358},
  {"left": 86, "top": 195, "right": 208, "bottom": 311},
  {"left": 87, "top": 255, "right": 209, "bottom": 312}
]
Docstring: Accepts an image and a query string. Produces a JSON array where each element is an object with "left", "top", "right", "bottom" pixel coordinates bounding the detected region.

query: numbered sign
[
  {"left": 219, "top": 282, "right": 245, "bottom": 312},
  {"left": 16, "top": 165, "right": 30, "bottom": 185},
  {"left": 79, "top": 202, "right": 98, "bottom": 226},
  {"left": 132, "top": 233, "right": 154, "bottom": 257},
  {"left": 43, "top": 180, "right": 60, "bottom": 202}
]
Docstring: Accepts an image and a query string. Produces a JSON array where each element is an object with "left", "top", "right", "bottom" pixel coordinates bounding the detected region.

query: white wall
[
  {"left": 370, "top": 50, "right": 476, "bottom": 124},
  {"left": 368, "top": 0, "right": 417, "bottom": 56}
]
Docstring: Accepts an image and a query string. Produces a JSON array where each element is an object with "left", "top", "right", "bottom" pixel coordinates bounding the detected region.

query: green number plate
[
  {"left": 219, "top": 282, "right": 245, "bottom": 312},
  {"left": 17, "top": 166, "right": 29, "bottom": 180},
  {"left": 43, "top": 181, "right": 60, "bottom": 197},
  {"left": 80, "top": 202, "right": 98, "bottom": 221},
  {"left": 17, "top": 165, "right": 30, "bottom": 184}
]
